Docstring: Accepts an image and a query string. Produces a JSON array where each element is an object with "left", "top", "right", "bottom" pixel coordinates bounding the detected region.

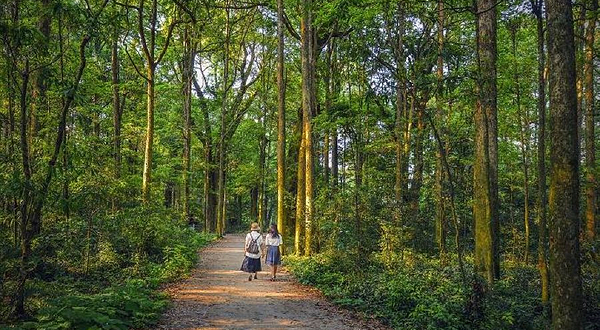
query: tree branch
[
  {"left": 156, "top": 18, "right": 179, "bottom": 65},
  {"left": 282, "top": 11, "right": 301, "bottom": 40}
]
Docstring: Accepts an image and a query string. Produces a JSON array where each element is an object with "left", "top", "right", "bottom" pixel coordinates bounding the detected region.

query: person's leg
[
  {"left": 273, "top": 265, "right": 278, "bottom": 279},
  {"left": 254, "top": 271, "right": 258, "bottom": 279}
]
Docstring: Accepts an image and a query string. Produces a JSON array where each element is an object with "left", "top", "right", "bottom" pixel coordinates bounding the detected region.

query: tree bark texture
[
  {"left": 547, "top": 0, "right": 583, "bottom": 328},
  {"left": 182, "top": 28, "right": 194, "bottom": 224},
  {"left": 112, "top": 39, "right": 122, "bottom": 177},
  {"left": 217, "top": 3, "right": 231, "bottom": 236},
  {"left": 584, "top": 0, "right": 597, "bottom": 241},
  {"left": 138, "top": 0, "right": 176, "bottom": 203},
  {"left": 474, "top": 0, "right": 499, "bottom": 284},
  {"left": 295, "top": 133, "right": 306, "bottom": 255},
  {"left": 300, "top": 0, "right": 315, "bottom": 256},
  {"left": 531, "top": 0, "right": 549, "bottom": 305}
]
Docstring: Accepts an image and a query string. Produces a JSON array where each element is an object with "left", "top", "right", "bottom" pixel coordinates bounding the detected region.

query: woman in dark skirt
[
  {"left": 241, "top": 222, "right": 263, "bottom": 281},
  {"left": 265, "top": 224, "right": 282, "bottom": 281}
]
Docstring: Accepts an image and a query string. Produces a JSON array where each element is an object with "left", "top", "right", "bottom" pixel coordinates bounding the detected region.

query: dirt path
[{"left": 156, "top": 234, "right": 388, "bottom": 330}]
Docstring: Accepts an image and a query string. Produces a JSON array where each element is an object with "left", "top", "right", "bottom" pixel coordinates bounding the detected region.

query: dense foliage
[
  {"left": 0, "top": 205, "right": 215, "bottom": 328},
  {"left": 0, "top": 0, "right": 598, "bottom": 328},
  {"left": 288, "top": 253, "right": 600, "bottom": 329}
]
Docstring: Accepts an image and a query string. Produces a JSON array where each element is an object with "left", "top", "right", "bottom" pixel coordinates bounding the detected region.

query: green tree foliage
[{"left": 1, "top": 0, "right": 598, "bottom": 328}]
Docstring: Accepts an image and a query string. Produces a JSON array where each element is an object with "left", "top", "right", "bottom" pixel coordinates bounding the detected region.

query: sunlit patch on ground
[{"left": 156, "top": 234, "right": 389, "bottom": 330}]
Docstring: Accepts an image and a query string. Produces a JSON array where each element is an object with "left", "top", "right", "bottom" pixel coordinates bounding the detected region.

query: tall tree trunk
[
  {"left": 330, "top": 40, "right": 339, "bottom": 188},
  {"left": 112, "top": 39, "right": 122, "bottom": 178},
  {"left": 194, "top": 76, "right": 217, "bottom": 233},
  {"left": 142, "top": 66, "right": 155, "bottom": 203},
  {"left": 205, "top": 156, "right": 217, "bottom": 232},
  {"left": 354, "top": 131, "right": 363, "bottom": 249},
  {"left": 474, "top": 0, "right": 499, "bottom": 284},
  {"left": 295, "top": 133, "right": 306, "bottom": 255},
  {"left": 276, "top": 0, "right": 286, "bottom": 253},
  {"left": 576, "top": 6, "right": 586, "bottom": 154},
  {"left": 324, "top": 40, "right": 335, "bottom": 186},
  {"left": 140, "top": 0, "right": 158, "bottom": 203},
  {"left": 394, "top": 3, "right": 406, "bottom": 227},
  {"left": 411, "top": 99, "right": 425, "bottom": 249},
  {"left": 217, "top": 3, "right": 231, "bottom": 236},
  {"left": 435, "top": 0, "right": 447, "bottom": 257},
  {"left": 58, "top": 13, "right": 70, "bottom": 220},
  {"left": 258, "top": 115, "right": 267, "bottom": 229},
  {"left": 182, "top": 28, "right": 194, "bottom": 224},
  {"left": 301, "top": 0, "right": 315, "bottom": 256},
  {"left": 546, "top": 0, "right": 583, "bottom": 328},
  {"left": 250, "top": 186, "right": 258, "bottom": 220},
  {"left": 509, "top": 23, "right": 531, "bottom": 264},
  {"left": 584, "top": 0, "right": 597, "bottom": 240},
  {"left": 531, "top": 0, "right": 549, "bottom": 305},
  {"left": 286, "top": 107, "right": 301, "bottom": 236},
  {"left": 29, "top": 0, "right": 52, "bottom": 152},
  {"left": 137, "top": 0, "right": 176, "bottom": 203},
  {"left": 16, "top": 59, "right": 31, "bottom": 318}
]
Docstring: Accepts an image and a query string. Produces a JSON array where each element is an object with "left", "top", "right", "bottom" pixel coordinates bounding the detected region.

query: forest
[{"left": 0, "top": 0, "right": 598, "bottom": 328}]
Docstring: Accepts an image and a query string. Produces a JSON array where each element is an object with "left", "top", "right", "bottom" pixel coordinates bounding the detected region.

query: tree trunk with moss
[
  {"left": 300, "top": 0, "right": 315, "bottom": 256},
  {"left": 531, "top": 0, "right": 549, "bottom": 304},
  {"left": 182, "top": 27, "right": 194, "bottom": 224},
  {"left": 547, "top": 0, "right": 583, "bottom": 328},
  {"left": 584, "top": 0, "right": 597, "bottom": 241},
  {"left": 474, "top": 0, "right": 499, "bottom": 284}
]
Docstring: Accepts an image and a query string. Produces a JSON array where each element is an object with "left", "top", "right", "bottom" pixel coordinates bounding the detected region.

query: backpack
[{"left": 246, "top": 234, "right": 260, "bottom": 254}]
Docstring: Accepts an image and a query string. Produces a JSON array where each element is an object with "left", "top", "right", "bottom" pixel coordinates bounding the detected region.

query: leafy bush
[
  {"left": 0, "top": 206, "right": 216, "bottom": 329},
  {"left": 287, "top": 253, "right": 560, "bottom": 330},
  {"left": 15, "top": 280, "right": 167, "bottom": 330}
]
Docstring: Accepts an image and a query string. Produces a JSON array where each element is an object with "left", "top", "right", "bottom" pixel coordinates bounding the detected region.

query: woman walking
[
  {"left": 265, "top": 224, "right": 282, "bottom": 281},
  {"left": 241, "top": 222, "right": 263, "bottom": 281}
]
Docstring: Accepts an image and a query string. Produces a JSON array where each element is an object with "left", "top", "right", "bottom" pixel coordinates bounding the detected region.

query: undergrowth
[
  {"left": 286, "top": 250, "right": 600, "bottom": 330},
  {"left": 0, "top": 206, "right": 216, "bottom": 330}
]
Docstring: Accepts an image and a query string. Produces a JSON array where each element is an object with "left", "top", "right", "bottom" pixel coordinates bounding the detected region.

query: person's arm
[{"left": 244, "top": 233, "right": 249, "bottom": 253}]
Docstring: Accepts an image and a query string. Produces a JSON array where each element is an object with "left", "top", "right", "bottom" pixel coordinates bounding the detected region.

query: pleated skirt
[{"left": 265, "top": 245, "right": 281, "bottom": 266}]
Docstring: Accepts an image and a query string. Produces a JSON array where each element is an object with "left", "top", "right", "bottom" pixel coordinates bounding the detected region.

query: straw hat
[{"left": 250, "top": 222, "right": 260, "bottom": 231}]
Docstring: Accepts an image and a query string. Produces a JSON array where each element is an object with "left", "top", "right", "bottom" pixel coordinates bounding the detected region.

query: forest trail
[{"left": 155, "top": 234, "right": 388, "bottom": 330}]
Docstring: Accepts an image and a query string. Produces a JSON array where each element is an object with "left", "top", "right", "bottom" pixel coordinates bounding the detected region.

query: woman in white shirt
[
  {"left": 240, "top": 222, "right": 263, "bottom": 281},
  {"left": 265, "top": 224, "right": 282, "bottom": 281}
]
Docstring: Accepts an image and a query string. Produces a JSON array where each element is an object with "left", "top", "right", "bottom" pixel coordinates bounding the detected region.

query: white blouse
[
  {"left": 265, "top": 233, "right": 282, "bottom": 247},
  {"left": 245, "top": 231, "right": 263, "bottom": 258}
]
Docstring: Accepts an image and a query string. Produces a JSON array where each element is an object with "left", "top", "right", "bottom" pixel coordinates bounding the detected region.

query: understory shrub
[
  {"left": 0, "top": 206, "right": 216, "bottom": 329},
  {"left": 287, "top": 251, "right": 598, "bottom": 330}
]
